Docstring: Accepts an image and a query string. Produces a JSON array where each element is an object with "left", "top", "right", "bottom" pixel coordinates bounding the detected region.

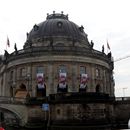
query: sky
[{"left": 0, "top": 0, "right": 130, "bottom": 97}]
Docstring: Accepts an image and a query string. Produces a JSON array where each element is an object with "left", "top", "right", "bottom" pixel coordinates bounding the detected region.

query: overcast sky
[{"left": 0, "top": 0, "right": 130, "bottom": 97}]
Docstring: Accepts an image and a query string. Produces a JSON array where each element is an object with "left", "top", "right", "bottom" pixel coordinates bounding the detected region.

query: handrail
[
  {"left": 0, "top": 96, "right": 26, "bottom": 104},
  {"left": 116, "top": 97, "right": 130, "bottom": 101},
  {"left": 0, "top": 96, "right": 47, "bottom": 105}
]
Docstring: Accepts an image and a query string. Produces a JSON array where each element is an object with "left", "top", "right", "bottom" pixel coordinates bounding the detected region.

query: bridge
[
  {"left": 114, "top": 97, "right": 130, "bottom": 128},
  {"left": 0, "top": 96, "right": 46, "bottom": 127},
  {"left": 0, "top": 95, "right": 130, "bottom": 129}
]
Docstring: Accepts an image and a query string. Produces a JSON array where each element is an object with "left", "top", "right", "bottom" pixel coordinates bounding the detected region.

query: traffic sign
[{"left": 42, "top": 103, "right": 49, "bottom": 111}]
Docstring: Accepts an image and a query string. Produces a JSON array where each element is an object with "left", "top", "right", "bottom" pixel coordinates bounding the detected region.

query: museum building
[{"left": 0, "top": 12, "right": 115, "bottom": 129}]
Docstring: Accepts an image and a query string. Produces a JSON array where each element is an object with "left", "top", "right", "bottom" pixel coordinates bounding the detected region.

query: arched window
[
  {"left": 80, "top": 66, "right": 86, "bottom": 74},
  {"left": 37, "top": 66, "right": 44, "bottom": 73},
  {"left": 58, "top": 65, "right": 67, "bottom": 73},
  {"left": 20, "top": 68, "right": 26, "bottom": 77},
  {"left": 96, "top": 84, "right": 101, "bottom": 93},
  {"left": 10, "top": 86, "right": 13, "bottom": 97},
  {"left": 96, "top": 68, "right": 100, "bottom": 78}
]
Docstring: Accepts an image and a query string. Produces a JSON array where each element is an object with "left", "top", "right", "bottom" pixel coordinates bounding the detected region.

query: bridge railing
[
  {"left": 0, "top": 96, "right": 47, "bottom": 105},
  {"left": 0, "top": 96, "right": 27, "bottom": 104},
  {"left": 48, "top": 92, "right": 115, "bottom": 103},
  {"left": 116, "top": 97, "right": 130, "bottom": 101}
]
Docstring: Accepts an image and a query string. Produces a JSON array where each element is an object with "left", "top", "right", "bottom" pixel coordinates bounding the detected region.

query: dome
[{"left": 24, "top": 12, "right": 89, "bottom": 48}]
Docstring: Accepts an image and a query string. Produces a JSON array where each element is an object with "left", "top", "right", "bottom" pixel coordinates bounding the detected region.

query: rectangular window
[
  {"left": 20, "top": 68, "right": 26, "bottom": 77},
  {"left": 37, "top": 67, "right": 44, "bottom": 73},
  {"left": 80, "top": 66, "right": 86, "bottom": 74},
  {"left": 96, "top": 68, "right": 100, "bottom": 78},
  {"left": 10, "top": 71, "right": 14, "bottom": 80},
  {"left": 59, "top": 65, "right": 67, "bottom": 73}
]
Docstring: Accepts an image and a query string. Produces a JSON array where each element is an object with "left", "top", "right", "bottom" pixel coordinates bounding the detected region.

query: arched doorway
[
  {"left": 79, "top": 84, "right": 87, "bottom": 92},
  {"left": 57, "top": 83, "right": 68, "bottom": 93},
  {"left": 19, "top": 83, "right": 26, "bottom": 90},
  {"left": 10, "top": 86, "right": 13, "bottom": 97},
  {"left": 15, "top": 83, "right": 29, "bottom": 98},
  {"left": 0, "top": 108, "right": 22, "bottom": 127},
  {"left": 37, "top": 83, "right": 46, "bottom": 97},
  {"left": 96, "top": 84, "right": 101, "bottom": 93}
]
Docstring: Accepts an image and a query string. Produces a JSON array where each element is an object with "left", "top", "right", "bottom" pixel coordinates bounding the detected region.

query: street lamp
[{"left": 122, "top": 87, "right": 127, "bottom": 97}]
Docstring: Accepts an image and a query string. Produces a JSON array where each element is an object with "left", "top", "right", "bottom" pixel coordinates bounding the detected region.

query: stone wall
[{"left": 114, "top": 100, "right": 130, "bottom": 127}]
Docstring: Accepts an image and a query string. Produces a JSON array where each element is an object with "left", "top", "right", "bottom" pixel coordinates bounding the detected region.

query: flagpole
[
  {"left": 6, "top": 40, "right": 7, "bottom": 51},
  {"left": 6, "top": 36, "right": 10, "bottom": 51},
  {"left": 106, "top": 39, "right": 108, "bottom": 54},
  {"left": 5, "top": 35, "right": 8, "bottom": 51},
  {"left": 107, "top": 44, "right": 108, "bottom": 54},
  {"left": 6, "top": 36, "right": 8, "bottom": 51},
  {"left": 107, "top": 39, "right": 110, "bottom": 54}
]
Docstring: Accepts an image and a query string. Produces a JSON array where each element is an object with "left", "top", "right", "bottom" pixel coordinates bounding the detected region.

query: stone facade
[
  {"left": 0, "top": 12, "right": 115, "bottom": 129},
  {"left": 0, "top": 51, "right": 114, "bottom": 97}
]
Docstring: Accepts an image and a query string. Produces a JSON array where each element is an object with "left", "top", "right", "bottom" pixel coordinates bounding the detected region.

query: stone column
[
  {"left": 103, "top": 69, "right": 107, "bottom": 93},
  {"left": 48, "top": 62, "right": 53, "bottom": 95},
  {"left": 26, "top": 66, "right": 31, "bottom": 97},
  {"left": 31, "top": 65, "right": 36, "bottom": 97},
  {"left": 91, "top": 65, "right": 95, "bottom": 92},
  {"left": 71, "top": 63, "right": 77, "bottom": 92}
]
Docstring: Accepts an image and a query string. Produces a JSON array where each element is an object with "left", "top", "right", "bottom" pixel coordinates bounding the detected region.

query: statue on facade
[
  {"left": 14, "top": 43, "right": 18, "bottom": 54},
  {"left": 107, "top": 52, "right": 112, "bottom": 59},
  {"left": 4, "top": 50, "right": 9, "bottom": 59},
  {"left": 26, "top": 32, "right": 29, "bottom": 39},
  {"left": 90, "top": 40, "right": 94, "bottom": 49},
  {"left": 79, "top": 25, "right": 84, "bottom": 32},
  {"left": 102, "top": 45, "right": 104, "bottom": 53}
]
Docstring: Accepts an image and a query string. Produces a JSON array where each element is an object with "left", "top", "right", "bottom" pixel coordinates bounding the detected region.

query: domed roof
[{"left": 25, "top": 12, "right": 88, "bottom": 47}]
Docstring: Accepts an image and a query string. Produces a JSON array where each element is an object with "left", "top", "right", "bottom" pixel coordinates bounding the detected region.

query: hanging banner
[
  {"left": 59, "top": 73, "right": 66, "bottom": 83},
  {"left": 59, "top": 73, "right": 67, "bottom": 88},
  {"left": 80, "top": 74, "right": 88, "bottom": 84},
  {"left": 37, "top": 73, "right": 45, "bottom": 89},
  {"left": 80, "top": 74, "right": 88, "bottom": 88},
  {"left": 42, "top": 103, "right": 49, "bottom": 111}
]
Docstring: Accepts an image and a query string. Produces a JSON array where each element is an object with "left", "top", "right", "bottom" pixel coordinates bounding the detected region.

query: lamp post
[{"left": 122, "top": 87, "right": 127, "bottom": 97}]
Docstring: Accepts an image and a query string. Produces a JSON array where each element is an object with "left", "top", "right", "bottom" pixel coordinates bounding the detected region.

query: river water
[
  {"left": 5, "top": 128, "right": 130, "bottom": 130},
  {"left": 5, "top": 126, "right": 130, "bottom": 130}
]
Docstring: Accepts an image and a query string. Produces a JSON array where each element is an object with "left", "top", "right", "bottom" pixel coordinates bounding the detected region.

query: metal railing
[
  {"left": 0, "top": 96, "right": 46, "bottom": 105},
  {"left": 0, "top": 96, "right": 26, "bottom": 104},
  {"left": 116, "top": 97, "right": 130, "bottom": 101},
  {"left": 48, "top": 92, "right": 115, "bottom": 103}
]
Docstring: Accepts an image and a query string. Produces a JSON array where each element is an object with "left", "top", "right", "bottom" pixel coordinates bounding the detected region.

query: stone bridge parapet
[
  {"left": 114, "top": 97, "right": 130, "bottom": 128},
  {"left": 0, "top": 97, "right": 46, "bottom": 127}
]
